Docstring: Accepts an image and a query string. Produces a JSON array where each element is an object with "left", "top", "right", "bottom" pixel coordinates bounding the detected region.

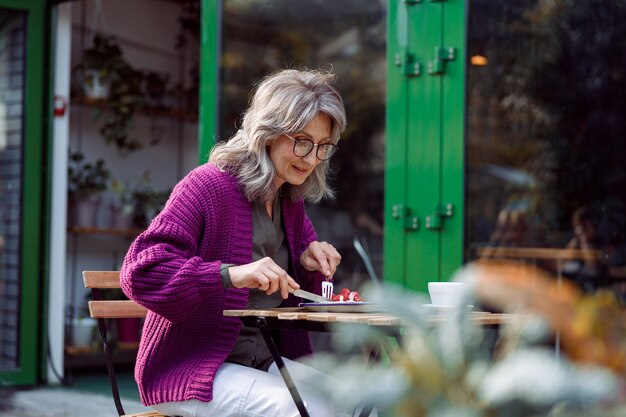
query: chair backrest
[
  {"left": 82, "top": 271, "right": 145, "bottom": 416},
  {"left": 83, "top": 271, "right": 148, "bottom": 319}
]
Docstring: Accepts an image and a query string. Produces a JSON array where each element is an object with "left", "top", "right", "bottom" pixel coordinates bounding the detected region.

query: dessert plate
[{"left": 299, "top": 302, "right": 381, "bottom": 313}]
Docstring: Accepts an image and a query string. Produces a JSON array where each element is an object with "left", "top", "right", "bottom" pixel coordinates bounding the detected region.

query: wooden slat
[
  {"left": 303, "top": 313, "right": 336, "bottom": 322},
  {"left": 367, "top": 317, "right": 403, "bottom": 326},
  {"left": 88, "top": 300, "right": 148, "bottom": 318},
  {"left": 83, "top": 270, "right": 122, "bottom": 288},
  {"left": 276, "top": 312, "right": 310, "bottom": 320}
]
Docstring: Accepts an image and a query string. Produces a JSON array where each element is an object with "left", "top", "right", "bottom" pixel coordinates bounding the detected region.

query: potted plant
[
  {"left": 109, "top": 178, "right": 135, "bottom": 229},
  {"left": 138, "top": 188, "right": 170, "bottom": 226},
  {"left": 109, "top": 172, "right": 171, "bottom": 229},
  {"left": 77, "top": 34, "right": 126, "bottom": 99},
  {"left": 127, "top": 171, "right": 171, "bottom": 227},
  {"left": 116, "top": 315, "right": 142, "bottom": 348},
  {"left": 68, "top": 150, "right": 110, "bottom": 227},
  {"left": 66, "top": 303, "right": 97, "bottom": 349},
  {"left": 70, "top": 316, "right": 97, "bottom": 348}
]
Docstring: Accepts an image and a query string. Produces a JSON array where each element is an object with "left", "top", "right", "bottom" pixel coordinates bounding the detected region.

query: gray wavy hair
[{"left": 209, "top": 69, "right": 347, "bottom": 203}]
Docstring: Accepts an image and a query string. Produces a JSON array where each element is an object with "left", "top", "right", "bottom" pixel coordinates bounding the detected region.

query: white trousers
[{"left": 151, "top": 357, "right": 376, "bottom": 417}]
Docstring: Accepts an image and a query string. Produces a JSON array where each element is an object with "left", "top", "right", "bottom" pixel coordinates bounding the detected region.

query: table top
[{"left": 223, "top": 307, "right": 518, "bottom": 326}]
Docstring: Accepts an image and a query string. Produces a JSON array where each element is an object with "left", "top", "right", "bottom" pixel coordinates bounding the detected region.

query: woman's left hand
[{"left": 300, "top": 241, "right": 341, "bottom": 278}]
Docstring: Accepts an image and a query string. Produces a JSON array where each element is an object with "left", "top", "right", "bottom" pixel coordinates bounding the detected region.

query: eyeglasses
[{"left": 284, "top": 134, "right": 338, "bottom": 161}]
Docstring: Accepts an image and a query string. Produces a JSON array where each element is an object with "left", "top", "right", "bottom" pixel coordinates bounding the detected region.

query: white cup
[{"left": 428, "top": 282, "right": 467, "bottom": 306}]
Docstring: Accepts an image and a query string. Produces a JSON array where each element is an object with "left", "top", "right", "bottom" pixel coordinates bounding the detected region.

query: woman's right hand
[{"left": 228, "top": 257, "right": 299, "bottom": 299}]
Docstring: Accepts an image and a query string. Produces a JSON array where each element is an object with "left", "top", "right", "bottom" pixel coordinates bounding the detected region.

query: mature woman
[{"left": 120, "top": 69, "right": 350, "bottom": 416}]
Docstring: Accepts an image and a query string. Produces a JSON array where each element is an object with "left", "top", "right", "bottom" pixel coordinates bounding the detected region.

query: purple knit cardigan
[{"left": 120, "top": 163, "right": 323, "bottom": 406}]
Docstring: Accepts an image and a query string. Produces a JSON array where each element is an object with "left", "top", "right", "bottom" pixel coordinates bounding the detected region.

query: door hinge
[
  {"left": 392, "top": 204, "right": 420, "bottom": 231},
  {"left": 425, "top": 203, "right": 454, "bottom": 230},
  {"left": 395, "top": 50, "right": 421, "bottom": 77},
  {"left": 428, "top": 46, "right": 455, "bottom": 75}
]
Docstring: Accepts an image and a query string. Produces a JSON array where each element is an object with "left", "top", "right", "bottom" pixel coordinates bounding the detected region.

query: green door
[
  {"left": 385, "top": 0, "right": 465, "bottom": 292},
  {"left": 0, "top": 0, "right": 46, "bottom": 385}
]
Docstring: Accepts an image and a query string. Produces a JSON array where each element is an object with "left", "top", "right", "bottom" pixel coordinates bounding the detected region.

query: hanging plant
[
  {"left": 174, "top": 0, "right": 200, "bottom": 112},
  {"left": 76, "top": 34, "right": 172, "bottom": 154},
  {"left": 98, "top": 63, "right": 145, "bottom": 153},
  {"left": 76, "top": 34, "right": 125, "bottom": 99}
]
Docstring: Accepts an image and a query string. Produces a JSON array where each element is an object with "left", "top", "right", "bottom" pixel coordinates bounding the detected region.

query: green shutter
[{"left": 384, "top": 0, "right": 466, "bottom": 291}]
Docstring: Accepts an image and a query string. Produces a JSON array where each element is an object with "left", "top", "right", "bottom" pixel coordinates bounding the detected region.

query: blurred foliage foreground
[{"left": 295, "top": 261, "right": 626, "bottom": 417}]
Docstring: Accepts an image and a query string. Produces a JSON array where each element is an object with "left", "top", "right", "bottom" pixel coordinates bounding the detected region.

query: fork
[{"left": 321, "top": 278, "right": 334, "bottom": 300}]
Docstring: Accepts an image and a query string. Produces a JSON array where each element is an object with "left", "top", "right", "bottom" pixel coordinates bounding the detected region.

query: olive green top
[{"left": 222, "top": 197, "right": 289, "bottom": 371}]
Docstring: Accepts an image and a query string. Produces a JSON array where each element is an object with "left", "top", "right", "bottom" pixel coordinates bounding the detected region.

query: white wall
[{"left": 63, "top": 0, "right": 199, "bottom": 338}]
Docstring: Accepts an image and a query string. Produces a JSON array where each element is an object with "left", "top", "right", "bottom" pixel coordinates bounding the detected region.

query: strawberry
[{"left": 331, "top": 288, "right": 363, "bottom": 302}]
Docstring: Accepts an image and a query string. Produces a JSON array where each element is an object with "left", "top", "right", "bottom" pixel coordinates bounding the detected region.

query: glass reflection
[
  {"left": 466, "top": 1, "right": 626, "bottom": 295},
  {"left": 221, "top": 0, "right": 386, "bottom": 289}
]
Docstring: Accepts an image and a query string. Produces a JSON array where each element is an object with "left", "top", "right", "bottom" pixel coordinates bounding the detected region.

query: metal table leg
[
  {"left": 358, "top": 405, "right": 374, "bottom": 417},
  {"left": 256, "top": 317, "right": 310, "bottom": 417}
]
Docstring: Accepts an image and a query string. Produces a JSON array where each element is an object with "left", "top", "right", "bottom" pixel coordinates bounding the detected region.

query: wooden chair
[{"left": 83, "top": 271, "right": 166, "bottom": 417}]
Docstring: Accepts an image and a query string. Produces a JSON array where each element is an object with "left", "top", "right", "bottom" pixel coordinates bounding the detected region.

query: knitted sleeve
[{"left": 120, "top": 168, "right": 224, "bottom": 323}]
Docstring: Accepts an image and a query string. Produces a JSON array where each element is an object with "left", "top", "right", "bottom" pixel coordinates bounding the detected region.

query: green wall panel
[
  {"left": 384, "top": 0, "right": 409, "bottom": 287},
  {"left": 199, "top": 0, "right": 221, "bottom": 163},
  {"left": 440, "top": 0, "right": 466, "bottom": 281},
  {"left": 405, "top": 1, "right": 443, "bottom": 293},
  {"left": 0, "top": 0, "right": 45, "bottom": 386}
]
